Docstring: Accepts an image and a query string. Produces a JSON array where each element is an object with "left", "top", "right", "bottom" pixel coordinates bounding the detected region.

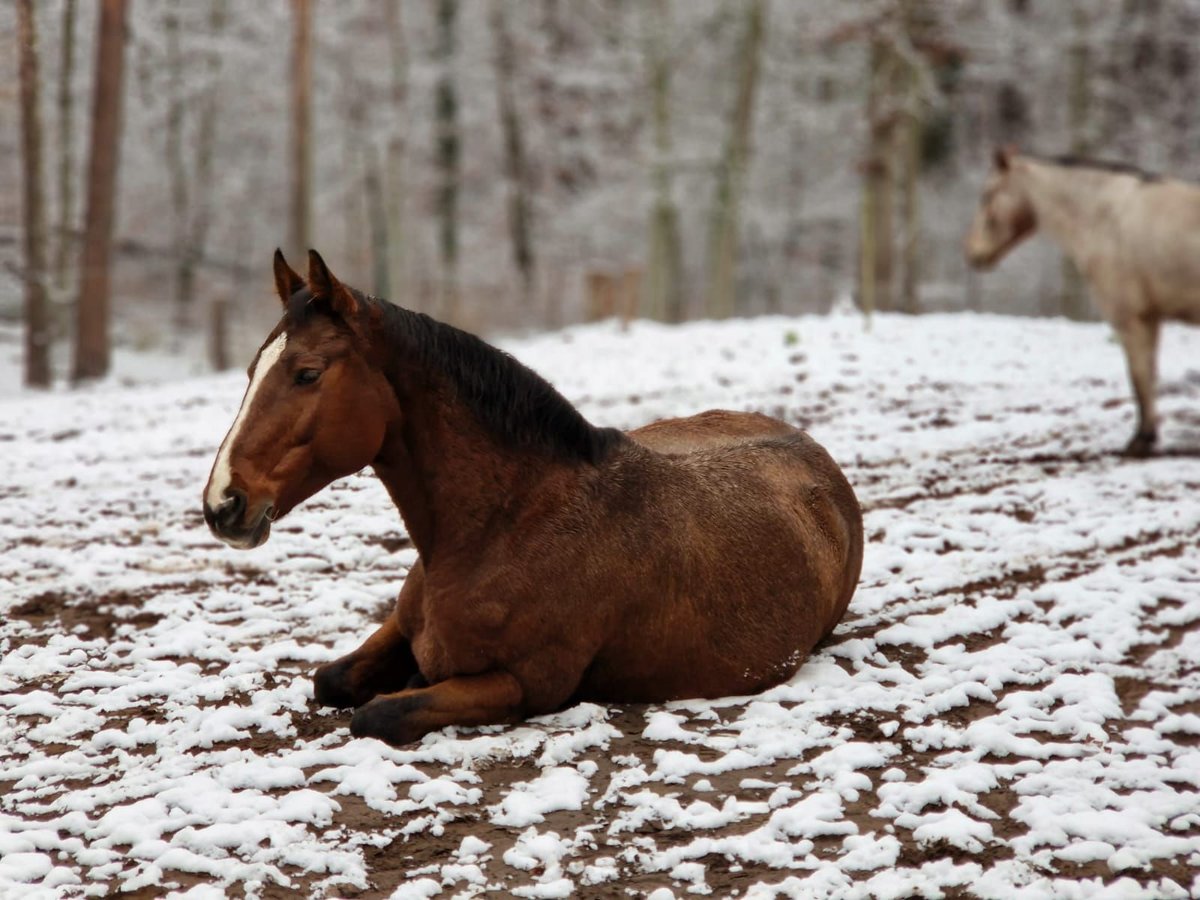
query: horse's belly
[
  {"left": 1132, "top": 247, "right": 1200, "bottom": 323},
  {"left": 577, "top": 562, "right": 836, "bottom": 703},
  {"left": 1154, "top": 290, "right": 1200, "bottom": 323},
  {"left": 577, "top": 612, "right": 814, "bottom": 703}
]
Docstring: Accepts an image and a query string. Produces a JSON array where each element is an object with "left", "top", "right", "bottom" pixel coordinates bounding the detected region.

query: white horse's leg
[{"left": 1115, "top": 316, "right": 1161, "bottom": 456}]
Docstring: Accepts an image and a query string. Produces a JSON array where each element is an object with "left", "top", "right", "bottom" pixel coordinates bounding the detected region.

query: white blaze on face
[{"left": 205, "top": 333, "right": 288, "bottom": 509}]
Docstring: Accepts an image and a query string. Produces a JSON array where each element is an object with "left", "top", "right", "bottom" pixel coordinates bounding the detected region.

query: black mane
[
  {"left": 336, "top": 292, "right": 624, "bottom": 465},
  {"left": 1037, "top": 154, "right": 1161, "bottom": 182}
]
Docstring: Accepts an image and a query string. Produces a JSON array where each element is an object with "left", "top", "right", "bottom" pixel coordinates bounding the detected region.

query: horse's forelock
[{"left": 282, "top": 286, "right": 371, "bottom": 335}]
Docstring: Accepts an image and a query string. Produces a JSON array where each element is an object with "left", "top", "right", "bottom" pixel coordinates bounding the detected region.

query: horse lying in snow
[
  {"left": 202, "top": 250, "right": 864, "bottom": 746},
  {"left": 965, "top": 146, "right": 1200, "bottom": 456}
]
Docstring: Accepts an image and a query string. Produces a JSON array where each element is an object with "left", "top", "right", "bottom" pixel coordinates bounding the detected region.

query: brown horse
[
  {"left": 202, "top": 250, "right": 863, "bottom": 746},
  {"left": 966, "top": 147, "right": 1200, "bottom": 456}
]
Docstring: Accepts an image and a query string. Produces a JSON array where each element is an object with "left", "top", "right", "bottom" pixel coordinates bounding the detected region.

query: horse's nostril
[{"left": 219, "top": 489, "right": 246, "bottom": 525}]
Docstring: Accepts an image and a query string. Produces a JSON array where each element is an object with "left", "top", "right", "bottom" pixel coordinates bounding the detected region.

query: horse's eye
[{"left": 295, "top": 368, "right": 321, "bottom": 386}]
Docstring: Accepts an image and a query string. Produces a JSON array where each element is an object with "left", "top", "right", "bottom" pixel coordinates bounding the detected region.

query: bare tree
[
  {"left": 843, "top": 2, "right": 954, "bottom": 321},
  {"left": 18, "top": 0, "right": 52, "bottom": 387},
  {"left": 73, "top": 0, "right": 128, "bottom": 384},
  {"left": 859, "top": 31, "right": 897, "bottom": 320},
  {"left": 337, "top": 31, "right": 368, "bottom": 279},
  {"left": 491, "top": 1, "right": 536, "bottom": 310},
  {"left": 434, "top": 0, "right": 461, "bottom": 321},
  {"left": 161, "top": 0, "right": 227, "bottom": 332},
  {"left": 895, "top": 0, "right": 942, "bottom": 315},
  {"left": 364, "top": 145, "right": 389, "bottom": 297},
  {"left": 290, "top": 0, "right": 313, "bottom": 258},
  {"left": 193, "top": 0, "right": 228, "bottom": 351},
  {"left": 643, "top": 0, "right": 683, "bottom": 323},
  {"left": 705, "top": 0, "right": 766, "bottom": 319},
  {"left": 896, "top": 114, "right": 920, "bottom": 314},
  {"left": 1060, "top": 0, "right": 1091, "bottom": 322},
  {"left": 53, "top": 0, "right": 78, "bottom": 294},
  {"left": 383, "top": 0, "right": 409, "bottom": 304},
  {"left": 164, "top": 3, "right": 189, "bottom": 324},
  {"left": 533, "top": 0, "right": 571, "bottom": 329}
]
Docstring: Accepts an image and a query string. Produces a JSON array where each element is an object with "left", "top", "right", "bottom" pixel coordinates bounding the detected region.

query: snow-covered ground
[{"left": 2, "top": 312, "right": 1199, "bottom": 899}]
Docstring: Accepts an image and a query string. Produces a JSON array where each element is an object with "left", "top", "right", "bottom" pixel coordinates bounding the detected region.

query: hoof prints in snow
[{"left": 2, "top": 313, "right": 1200, "bottom": 898}]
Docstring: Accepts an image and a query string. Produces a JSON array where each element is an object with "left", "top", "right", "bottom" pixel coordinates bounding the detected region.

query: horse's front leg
[
  {"left": 313, "top": 562, "right": 426, "bottom": 708},
  {"left": 349, "top": 670, "right": 524, "bottom": 746},
  {"left": 1116, "top": 316, "right": 1161, "bottom": 457},
  {"left": 312, "top": 614, "right": 420, "bottom": 709}
]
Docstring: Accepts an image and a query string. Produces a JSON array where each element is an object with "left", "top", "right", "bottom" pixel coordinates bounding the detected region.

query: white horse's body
[{"left": 966, "top": 150, "right": 1200, "bottom": 455}]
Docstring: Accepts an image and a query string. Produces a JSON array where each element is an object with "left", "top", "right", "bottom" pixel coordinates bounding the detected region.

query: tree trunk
[
  {"left": 643, "top": 0, "right": 683, "bottom": 323},
  {"left": 187, "top": 0, "right": 227, "bottom": 340},
  {"left": 586, "top": 271, "right": 615, "bottom": 322},
  {"left": 73, "top": 0, "right": 128, "bottom": 384},
  {"left": 858, "top": 162, "right": 880, "bottom": 326},
  {"left": 366, "top": 145, "right": 390, "bottom": 298},
  {"left": 1060, "top": 0, "right": 1091, "bottom": 322},
  {"left": 384, "top": 0, "right": 409, "bottom": 305},
  {"left": 897, "top": 40, "right": 921, "bottom": 315},
  {"left": 214, "top": 156, "right": 260, "bottom": 372},
  {"left": 435, "top": 0, "right": 461, "bottom": 322},
  {"left": 208, "top": 295, "right": 230, "bottom": 371},
  {"left": 859, "top": 37, "right": 896, "bottom": 321},
  {"left": 898, "top": 117, "right": 920, "bottom": 315},
  {"left": 54, "top": 0, "right": 77, "bottom": 295},
  {"left": 164, "top": 3, "right": 190, "bottom": 327},
  {"left": 290, "top": 0, "right": 313, "bottom": 257},
  {"left": 18, "top": 0, "right": 52, "bottom": 388},
  {"left": 538, "top": 0, "right": 561, "bottom": 327},
  {"left": 704, "top": 0, "right": 765, "bottom": 320},
  {"left": 340, "top": 53, "right": 367, "bottom": 276},
  {"left": 491, "top": 0, "right": 536, "bottom": 311}
]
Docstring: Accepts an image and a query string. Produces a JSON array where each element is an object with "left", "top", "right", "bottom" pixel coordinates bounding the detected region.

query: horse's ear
[
  {"left": 307, "top": 249, "right": 359, "bottom": 318},
  {"left": 994, "top": 145, "right": 1016, "bottom": 172},
  {"left": 273, "top": 249, "right": 305, "bottom": 306}
]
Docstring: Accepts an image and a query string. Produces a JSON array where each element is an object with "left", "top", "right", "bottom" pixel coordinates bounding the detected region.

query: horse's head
[
  {"left": 965, "top": 146, "right": 1037, "bottom": 270},
  {"left": 203, "top": 250, "right": 399, "bottom": 549}
]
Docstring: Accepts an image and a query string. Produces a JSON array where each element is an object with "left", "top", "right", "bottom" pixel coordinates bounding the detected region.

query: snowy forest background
[{"left": 4, "top": 0, "right": 1200, "bottom": 386}]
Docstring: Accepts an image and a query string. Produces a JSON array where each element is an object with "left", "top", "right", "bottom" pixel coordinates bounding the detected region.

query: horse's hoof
[
  {"left": 350, "top": 693, "right": 428, "bottom": 746},
  {"left": 1121, "top": 431, "right": 1157, "bottom": 458},
  {"left": 312, "top": 660, "right": 360, "bottom": 709}
]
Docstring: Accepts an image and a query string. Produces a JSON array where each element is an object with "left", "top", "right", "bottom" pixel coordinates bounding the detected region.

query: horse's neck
[
  {"left": 1019, "top": 161, "right": 1126, "bottom": 264},
  {"left": 370, "top": 385, "right": 563, "bottom": 560}
]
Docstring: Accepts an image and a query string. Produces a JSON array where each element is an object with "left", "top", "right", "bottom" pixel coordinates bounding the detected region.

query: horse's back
[
  {"left": 629, "top": 408, "right": 796, "bottom": 454},
  {"left": 631, "top": 410, "right": 861, "bottom": 586},
  {"left": 1128, "top": 183, "right": 1200, "bottom": 324}
]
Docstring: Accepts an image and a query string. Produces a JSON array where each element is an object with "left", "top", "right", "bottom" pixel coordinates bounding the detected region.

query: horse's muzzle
[
  {"left": 963, "top": 240, "right": 998, "bottom": 272},
  {"left": 965, "top": 251, "right": 998, "bottom": 272},
  {"left": 204, "top": 488, "right": 274, "bottom": 549}
]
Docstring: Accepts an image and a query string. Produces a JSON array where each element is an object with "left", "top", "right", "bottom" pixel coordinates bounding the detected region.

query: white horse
[{"left": 965, "top": 147, "right": 1200, "bottom": 456}]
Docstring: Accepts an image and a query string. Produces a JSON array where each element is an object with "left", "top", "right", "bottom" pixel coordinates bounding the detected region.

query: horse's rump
[{"left": 567, "top": 410, "right": 862, "bottom": 702}]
